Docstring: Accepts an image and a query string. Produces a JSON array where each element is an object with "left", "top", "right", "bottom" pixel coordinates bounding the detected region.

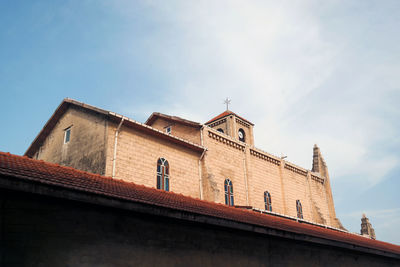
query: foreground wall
[{"left": 1, "top": 188, "right": 397, "bottom": 267}]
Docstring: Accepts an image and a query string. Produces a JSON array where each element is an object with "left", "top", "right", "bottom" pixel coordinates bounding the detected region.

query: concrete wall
[
  {"left": 105, "top": 122, "right": 201, "bottom": 198},
  {"left": 34, "top": 105, "right": 108, "bottom": 175},
  {"left": 1, "top": 188, "right": 398, "bottom": 267}
]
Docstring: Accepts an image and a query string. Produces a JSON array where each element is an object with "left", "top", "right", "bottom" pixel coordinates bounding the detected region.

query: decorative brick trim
[
  {"left": 236, "top": 118, "right": 250, "bottom": 128},
  {"left": 208, "top": 131, "right": 245, "bottom": 151},
  {"left": 208, "top": 118, "right": 226, "bottom": 128},
  {"left": 311, "top": 174, "right": 325, "bottom": 184},
  {"left": 250, "top": 149, "right": 281, "bottom": 166},
  {"left": 284, "top": 163, "right": 308, "bottom": 176}
]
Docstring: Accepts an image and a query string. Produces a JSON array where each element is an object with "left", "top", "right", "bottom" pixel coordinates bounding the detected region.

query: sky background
[{"left": 0, "top": 0, "right": 399, "bottom": 244}]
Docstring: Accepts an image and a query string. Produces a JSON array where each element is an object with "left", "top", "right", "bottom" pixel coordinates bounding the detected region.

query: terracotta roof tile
[{"left": 0, "top": 151, "right": 399, "bottom": 256}]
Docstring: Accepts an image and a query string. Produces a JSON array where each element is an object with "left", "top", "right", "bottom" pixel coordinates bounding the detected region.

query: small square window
[
  {"left": 64, "top": 127, "right": 71, "bottom": 143},
  {"left": 166, "top": 126, "right": 171, "bottom": 134}
]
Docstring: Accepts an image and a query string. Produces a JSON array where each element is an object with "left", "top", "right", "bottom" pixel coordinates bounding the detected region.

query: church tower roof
[{"left": 205, "top": 110, "right": 254, "bottom": 126}]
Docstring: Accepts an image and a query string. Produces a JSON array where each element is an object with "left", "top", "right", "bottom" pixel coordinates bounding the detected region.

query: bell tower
[{"left": 205, "top": 110, "right": 254, "bottom": 146}]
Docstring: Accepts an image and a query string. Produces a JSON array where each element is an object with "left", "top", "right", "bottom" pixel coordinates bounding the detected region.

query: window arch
[
  {"left": 217, "top": 128, "right": 224, "bottom": 133},
  {"left": 224, "top": 179, "right": 234, "bottom": 206},
  {"left": 157, "top": 158, "right": 169, "bottom": 191},
  {"left": 296, "top": 200, "right": 303, "bottom": 219},
  {"left": 238, "top": 128, "right": 245, "bottom": 142},
  {"left": 264, "top": 191, "right": 272, "bottom": 211}
]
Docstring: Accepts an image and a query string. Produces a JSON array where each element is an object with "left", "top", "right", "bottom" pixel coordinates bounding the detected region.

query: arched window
[
  {"left": 217, "top": 128, "right": 224, "bottom": 133},
  {"left": 296, "top": 200, "right": 303, "bottom": 219},
  {"left": 238, "top": 128, "right": 245, "bottom": 142},
  {"left": 264, "top": 191, "right": 272, "bottom": 211},
  {"left": 224, "top": 179, "right": 234, "bottom": 206},
  {"left": 157, "top": 158, "right": 169, "bottom": 191}
]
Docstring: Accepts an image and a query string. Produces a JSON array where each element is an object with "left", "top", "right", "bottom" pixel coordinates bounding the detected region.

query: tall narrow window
[
  {"left": 224, "top": 179, "right": 234, "bottom": 206},
  {"left": 296, "top": 200, "right": 303, "bottom": 219},
  {"left": 264, "top": 191, "right": 272, "bottom": 211},
  {"left": 64, "top": 127, "right": 71, "bottom": 144},
  {"left": 165, "top": 126, "right": 171, "bottom": 134},
  {"left": 157, "top": 158, "right": 169, "bottom": 191}
]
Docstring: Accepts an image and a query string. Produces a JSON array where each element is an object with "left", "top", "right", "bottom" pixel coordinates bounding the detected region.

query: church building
[{"left": 25, "top": 98, "right": 343, "bottom": 229}]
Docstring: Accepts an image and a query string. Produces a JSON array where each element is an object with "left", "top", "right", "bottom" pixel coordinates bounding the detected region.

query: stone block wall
[
  {"left": 105, "top": 122, "right": 201, "bottom": 199},
  {"left": 247, "top": 149, "right": 285, "bottom": 214},
  {"left": 201, "top": 129, "right": 248, "bottom": 206}
]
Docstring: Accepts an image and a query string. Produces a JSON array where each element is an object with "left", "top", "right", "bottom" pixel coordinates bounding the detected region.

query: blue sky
[{"left": 1, "top": 0, "right": 399, "bottom": 244}]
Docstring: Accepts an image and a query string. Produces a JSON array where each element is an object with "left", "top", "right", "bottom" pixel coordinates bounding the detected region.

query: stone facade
[
  {"left": 361, "top": 213, "right": 376, "bottom": 239},
  {"left": 26, "top": 99, "right": 343, "bottom": 229}
]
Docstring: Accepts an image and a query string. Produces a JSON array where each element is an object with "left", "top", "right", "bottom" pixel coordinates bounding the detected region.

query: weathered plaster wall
[
  {"left": 1, "top": 188, "right": 398, "bottom": 267},
  {"left": 34, "top": 105, "right": 107, "bottom": 175}
]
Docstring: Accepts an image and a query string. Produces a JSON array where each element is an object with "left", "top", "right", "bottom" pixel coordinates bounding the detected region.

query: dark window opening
[
  {"left": 64, "top": 127, "right": 71, "bottom": 144},
  {"left": 217, "top": 128, "right": 224, "bottom": 133},
  {"left": 296, "top": 200, "right": 303, "bottom": 219},
  {"left": 157, "top": 158, "right": 170, "bottom": 191},
  {"left": 264, "top": 191, "right": 272, "bottom": 211},
  {"left": 224, "top": 179, "right": 234, "bottom": 206}
]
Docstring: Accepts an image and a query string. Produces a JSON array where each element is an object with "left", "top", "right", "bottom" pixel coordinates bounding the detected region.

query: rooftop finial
[{"left": 224, "top": 97, "right": 231, "bottom": 111}]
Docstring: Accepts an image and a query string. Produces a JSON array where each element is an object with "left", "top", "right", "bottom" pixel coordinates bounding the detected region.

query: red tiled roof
[
  {"left": 206, "top": 110, "right": 254, "bottom": 125},
  {"left": 0, "top": 151, "right": 399, "bottom": 256},
  {"left": 145, "top": 112, "right": 202, "bottom": 128}
]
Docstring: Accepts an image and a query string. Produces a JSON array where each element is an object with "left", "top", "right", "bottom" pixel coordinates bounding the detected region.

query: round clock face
[{"left": 238, "top": 131, "right": 243, "bottom": 139}]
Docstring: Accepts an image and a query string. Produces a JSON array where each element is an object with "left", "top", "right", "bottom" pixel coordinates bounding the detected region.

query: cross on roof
[{"left": 224, "top": 98, "right": 231, "bottom": 110}]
